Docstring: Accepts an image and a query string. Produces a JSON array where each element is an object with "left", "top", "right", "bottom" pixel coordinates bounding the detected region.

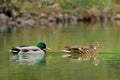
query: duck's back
[{"left": 80, "top": 47, "right": 98, "bottom": 57}]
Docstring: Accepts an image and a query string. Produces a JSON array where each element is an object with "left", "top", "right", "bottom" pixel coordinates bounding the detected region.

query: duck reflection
[
  {"left": 10, "top": 53, "right": 46, "bottom": 65},
  {"left": 62, "top": 52, "right": 100, "bottom": 66},
  {"left": 62, "top": 41, "right": 102, "bottom": 66}
]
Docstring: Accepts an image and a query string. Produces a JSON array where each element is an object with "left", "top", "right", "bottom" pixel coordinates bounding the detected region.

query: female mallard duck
[
  {"left": 62, "top": 41, "right": 101, "bottom": 59},
  {"left": 10, "top": 42, "right": 51, "bottom": 64}
]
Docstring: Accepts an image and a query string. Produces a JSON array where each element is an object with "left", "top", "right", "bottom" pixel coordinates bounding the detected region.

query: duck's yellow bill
[{"left": 45, "top": 47, "right": 51, "bottom": 51}]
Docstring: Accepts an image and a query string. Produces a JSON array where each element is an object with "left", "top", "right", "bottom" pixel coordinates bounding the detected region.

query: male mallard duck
[
  {"left": 10, "top": 42, "right": 51, "bottom": 55},
  {"left": 62, "top": 41, "right": 101, "bottom": 59},
  {"left": 10, "top": 42, "right": 51, "bottom": 64}
]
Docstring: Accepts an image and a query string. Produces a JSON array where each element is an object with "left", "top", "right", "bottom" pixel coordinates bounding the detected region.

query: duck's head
[
  {"left": 90, "top": 41, "right": 101, "bottom": 49},
  {"left": 37, "top": 42, "right": 51, "bottom": 50}
]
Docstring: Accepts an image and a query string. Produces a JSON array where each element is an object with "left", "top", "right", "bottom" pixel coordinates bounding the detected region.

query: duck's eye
[
  {"left": 22, "top": 49, "right": 29, "bottom": 52},
  {"left": 32, "top": 49, "right": 39, "bottom": 51}
]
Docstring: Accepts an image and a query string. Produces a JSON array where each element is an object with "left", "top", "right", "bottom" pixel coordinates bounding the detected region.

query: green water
[{"left": 0, "top": 23, "right": 120, "bottom": 80}]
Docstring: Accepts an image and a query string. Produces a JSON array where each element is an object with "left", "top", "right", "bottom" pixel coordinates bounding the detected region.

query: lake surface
[{"left": 0, "top": 22, "right": 120, "bottom": 80}]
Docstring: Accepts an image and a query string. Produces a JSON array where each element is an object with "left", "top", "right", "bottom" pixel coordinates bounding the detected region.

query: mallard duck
[
  {"left": 62, "top": 41, "right": 101, "bottom": 59},
  {"left": 10, "top": 42, "right": 51, "bottom": 55},
  {"left": 10, "top": 42, "right": 51, "bottom": 64}
]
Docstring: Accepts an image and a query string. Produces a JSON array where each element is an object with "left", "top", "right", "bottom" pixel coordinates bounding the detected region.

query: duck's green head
[{"left": 37, "top": 42, "right": 51, "bottom": 50}]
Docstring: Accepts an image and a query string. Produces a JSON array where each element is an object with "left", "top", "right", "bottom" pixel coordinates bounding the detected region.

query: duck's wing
[
  {"left": 10, "top": 46, "right": 39, "bottom": 53},
  {"left": 61, "top": 50, "right": 71, "bottom": 53},
  {"left": 18, "top": 46, "right": 40, "bottom": 53},
  {"left": 79, "top": 47, "right": 95, "bottom": 54}
]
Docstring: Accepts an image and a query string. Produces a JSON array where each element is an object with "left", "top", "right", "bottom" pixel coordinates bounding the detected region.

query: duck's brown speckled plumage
[{"left": 64, "top": 41, "right": 101, "bottom": 59}]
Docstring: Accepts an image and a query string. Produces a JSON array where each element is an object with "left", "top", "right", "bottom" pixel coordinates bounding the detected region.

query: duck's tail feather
[
  {"left": 61, "top": 50, "right": 71, "bottom": 53},
  {"left": 61, "top": 46, "right": 71, "bottom": 53},
  {"left": 9, "top": 48, "right": 20, "bottom": 54}
]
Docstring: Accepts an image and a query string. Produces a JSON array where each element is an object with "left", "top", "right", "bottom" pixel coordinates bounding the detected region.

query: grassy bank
[{"left": 0, "top": 0, "right": 120, "bottom": 23}]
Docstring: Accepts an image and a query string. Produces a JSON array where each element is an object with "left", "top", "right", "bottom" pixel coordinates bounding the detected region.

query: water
[{"left": 0, "top": 22, "right": 120, "bottom": 80}]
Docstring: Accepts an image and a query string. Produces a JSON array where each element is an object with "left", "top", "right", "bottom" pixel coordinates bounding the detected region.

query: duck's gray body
[
  {"left": 10, "top": 46, "right": 46, "bottom": 64},
  {"left": 11, "top": 46, "right": 45, "bottom": 55}
]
